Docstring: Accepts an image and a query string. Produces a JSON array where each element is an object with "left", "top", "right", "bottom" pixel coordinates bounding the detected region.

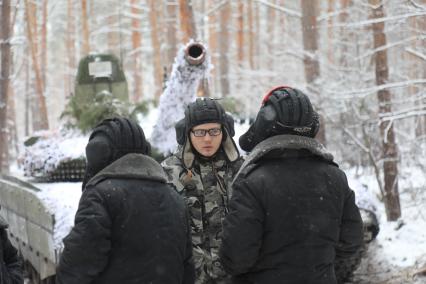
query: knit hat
[
  {"left": 82, "top": 117, "right": 151, "bottom": 189},
  {"left": 175, "top": 98, "right": 239, "bottom": 168},
  {"left": 239, "top": 86, "right": 320, "bottom": 152}
]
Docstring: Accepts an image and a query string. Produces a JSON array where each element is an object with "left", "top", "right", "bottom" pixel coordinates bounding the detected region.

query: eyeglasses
[{"left": 191, "top": 128, "right": 222, "bottom": 137}]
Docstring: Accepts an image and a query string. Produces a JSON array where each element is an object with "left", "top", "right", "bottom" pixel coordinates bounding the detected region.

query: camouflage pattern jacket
[{"left": 162, "top": 148, "right": 243, "bottom": 283}]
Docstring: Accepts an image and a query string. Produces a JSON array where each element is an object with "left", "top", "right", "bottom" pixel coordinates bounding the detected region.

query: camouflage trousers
[{"left": 194, "top": 246, "right": 231, "bottom": 284}]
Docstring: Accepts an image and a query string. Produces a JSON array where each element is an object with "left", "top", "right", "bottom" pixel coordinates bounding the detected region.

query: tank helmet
[
  {"left": 239, "top": 86, "right": 320, "bottom": 152},
  {"left": 82, "top": 117, "right": 151, "bottom": 189},
  {"left": 175, "top": 98, "right": 239, "bottom": 168}
]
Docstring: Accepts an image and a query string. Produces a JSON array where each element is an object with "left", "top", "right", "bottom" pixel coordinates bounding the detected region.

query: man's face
[{"left": 190, "top": 123, "right": 223, "bottom": 157}]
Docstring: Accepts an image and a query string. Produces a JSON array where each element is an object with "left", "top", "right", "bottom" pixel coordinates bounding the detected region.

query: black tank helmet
[
  {"left": 82, "top": 117, "right": 151, "bottom": 189},
  {"left": 175, "top": 98, "right": 239, "bottom": 168},
  {"left": 239, "top": 86, "right": 320, "bottom": 152}
]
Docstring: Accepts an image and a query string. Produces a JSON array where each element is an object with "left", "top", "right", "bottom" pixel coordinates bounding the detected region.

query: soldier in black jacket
[
  {"left": 219, "top": 87, "right": 363, "bottom": 284},
  {"left": 0, "top": 214, "right": 23, "bottom": 284},
  {"left": 56, "top": 117, "right": 195, "bottom": 284}
]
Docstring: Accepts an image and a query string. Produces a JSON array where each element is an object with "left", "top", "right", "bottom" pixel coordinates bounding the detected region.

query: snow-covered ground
[{"left": 346, "top": 167, "right": 426, "bottom": 283}]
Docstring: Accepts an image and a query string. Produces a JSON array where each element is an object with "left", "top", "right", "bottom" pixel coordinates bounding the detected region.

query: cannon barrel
[{"left": 184, "top": 42, "right": 206, "bottom": 66}]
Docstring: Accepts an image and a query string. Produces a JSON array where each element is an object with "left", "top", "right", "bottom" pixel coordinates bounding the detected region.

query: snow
[
  {"left": 346, "top": 167, "right": 426, "bottom": 283},
  {"left": 22, "top": 130, "right": 88, "bottom": 178},
  {"left": 150, "top": 41, "right": 213, "bottom": 155},
  {"left": 36, "top": 182, "right": 82, "bottom": 250},
  {"left": 139, "top": 106, "right": 159, "bottom": 140}
]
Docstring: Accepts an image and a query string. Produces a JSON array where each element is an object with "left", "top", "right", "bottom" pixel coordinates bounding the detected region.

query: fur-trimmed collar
[
  {"left": 234, "top": 134, "right": 334, "bottom": 182},
  {"left": 87, "top": 153, "right": 167, "bottom": 187}
]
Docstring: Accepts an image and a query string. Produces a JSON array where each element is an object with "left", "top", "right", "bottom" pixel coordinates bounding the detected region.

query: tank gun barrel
[{"left": 184, "top": 42, "right": 206, "bottom": 66}]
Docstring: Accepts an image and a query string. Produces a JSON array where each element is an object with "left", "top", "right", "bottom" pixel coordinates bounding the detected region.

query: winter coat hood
[
  {"left": 234, "top": 134, "right": 334, "bottom": 182},
  {"left": 87, "top": 153, "right": 167, "bottom": 187}
]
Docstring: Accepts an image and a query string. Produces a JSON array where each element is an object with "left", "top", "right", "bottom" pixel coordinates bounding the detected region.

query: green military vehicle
[
  {"left": 24, "top": 53, "right": 130, "bottom": 183},
  {"left": 75, "top": 53, "right": 128, "bottom": 103}
]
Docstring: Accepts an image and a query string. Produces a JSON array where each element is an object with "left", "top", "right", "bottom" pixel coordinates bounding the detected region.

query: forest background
[{"left": 0, "top": 0, "right": 425, "bottom": 224}]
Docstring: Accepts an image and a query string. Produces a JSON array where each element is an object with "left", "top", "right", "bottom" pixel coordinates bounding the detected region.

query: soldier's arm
[
  {"left": 1, "top": 229, "right": 24, "bottom": 284},
  {"left": 161, "top": 156, "right": 186, "bottom": 193},
  {"left": 182, "top": 206, "right": 195, "bottom": 284},
  {"left": 219, "top": 178, "right": 264, "bottom": 275},
  {"left": 56, "top": 186, "right": 112, "bottom": 284},
  {"left": 336, "top": 179, "right": 364, "bottom": 260}
]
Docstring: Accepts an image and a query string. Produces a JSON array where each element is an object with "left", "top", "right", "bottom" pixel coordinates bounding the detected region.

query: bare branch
[
  {"left": 405, "top": 47, "right": 426, "bottom": 61},
  {"left": 326, "top": 79, "right": 426, "bottom": 99},
  {"left": 254, "top": 0, "right": 301, "bottom": 17},
  {"left": 330, "top": 11, "right": 426, "bottom": 28},
  {"left": 352, "top": 35, "right": 426, "bottom": 62}
]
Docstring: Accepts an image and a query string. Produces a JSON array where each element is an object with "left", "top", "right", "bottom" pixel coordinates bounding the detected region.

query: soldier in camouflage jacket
[{"left": 162, "top": 98, "right": 243, "bottom": 284}]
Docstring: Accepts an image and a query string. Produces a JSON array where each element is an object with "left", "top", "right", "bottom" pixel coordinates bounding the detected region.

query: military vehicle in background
[
  {"left": 74, "top": 53, "right": 129, "bottom": 105},
  {"left": 23, "top": 53, "right": 130, "bottom": 183}
]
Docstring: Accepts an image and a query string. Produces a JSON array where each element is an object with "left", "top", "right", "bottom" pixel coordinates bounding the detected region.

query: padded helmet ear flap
[
  {"left": 239, "top": 104, "right": 278, "bottom": 152},
  {"left": 175, "top": 118, "right": 187, "bottom": 145},
  {"left": 310, "top": 111, "right": 320, "bottom": 138},
  {"left": 224, "top": 113, "right": 235, "bottom": 137}
]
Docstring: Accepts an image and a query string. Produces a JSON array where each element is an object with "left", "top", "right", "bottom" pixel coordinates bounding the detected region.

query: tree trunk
[
  {"left": 81, "top": 0, "right": 90, "bottom": 55},
  {"left": 179, "top": 0, "right": 197, "bottom": 43},
  {"left": 370, "top": 0, "right": 401, "bottom": 221},
  {"left": 0, "top": 0, "right": 11, "bottom": 173},
  {"left": 7, "top": 86, "right": 18, "bottom": 159},
  {"left": 219, "top": 0, "right": 230, "bottom": 97},
  {"left": 412, "top": 10, "right": 426, "bottom": 137},
  {"left": 247, "top": 0, "right": 254, "bottom": 70},
  {"left": 207, "top": 0, "right": 218, "bottom": 95},
  {"left": 25, "top": 0, "right": 49, "bottom": 130},
  {"left": 107, "top": 9, "right": 117, "bottom": 53},
  {"left": 66, "top": 0, "right": 76, "bottom": 97},
  {"left": 237, "top": 0, "right": 244, "bottom": 65},
  {"left": 25, "top": 54, "right": 30, "bottom": 136},
  {"left": 267, "top": 0, "right": 276, "bottom": 69},
  {"left": 254, "top": 1, "right": 260, "bottom": 69},
  {"left": 339, "top": 0, "right": 352, "bottom": 65},
  {"left": 41, "top": 0, "right": 48, "bottom": 87},
  {"left": 148, "top": 0, "right": 163, "bottom": 99},
  {"left": 327, "top": 0, "right": 334, "bottom": 64},
  {"left": 131, "top": 0, "right": 143, "bottom": 102},
  {"left": 166, "top": 0, "right": 177, "bottom": 71},
  {"left": 301, "top": 0, "right": 326, "bottom": 145}
]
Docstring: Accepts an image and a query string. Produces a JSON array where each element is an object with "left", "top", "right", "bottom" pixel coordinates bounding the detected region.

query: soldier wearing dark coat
[
  {"left": 219, "top": 86, "right": 363, "bottom": 284},
  {"left": 0, "top": 214, "right": 23, "bottom": 284},
  {"left": 56, "top": 117, "right": 195, "bottom": 284},
  {"left": 162, "top": 98, "right": 243, "bottom": 284}
]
